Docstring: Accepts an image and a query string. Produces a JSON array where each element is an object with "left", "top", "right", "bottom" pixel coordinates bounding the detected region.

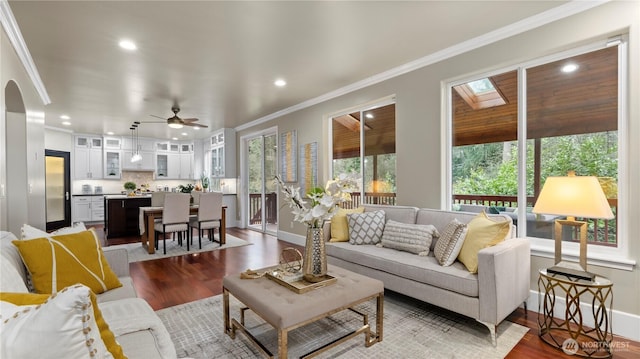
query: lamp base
[{"left": 547, "top": 265, "right": 595, "bottom": 281}]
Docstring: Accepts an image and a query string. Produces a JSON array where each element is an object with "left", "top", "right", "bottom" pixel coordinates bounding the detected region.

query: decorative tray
[{"left": 265, "top": 267, "right": 337, "bottom": 294}]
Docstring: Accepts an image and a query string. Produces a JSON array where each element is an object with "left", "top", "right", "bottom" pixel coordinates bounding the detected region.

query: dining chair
[
  {"left": 151, "top": 191, "right": 167, "bottom": 207},
  {"left": 189, "top": 192, "right": 223, "bottom": 248},
  {"left": 154, "top": 193, "right": 190, "bottom": 254},
  {"left": 190, "top": 191, "right": 201, "bottom": 205}
]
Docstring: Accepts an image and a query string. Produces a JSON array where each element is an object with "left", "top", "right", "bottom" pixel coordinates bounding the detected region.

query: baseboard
[
  {"left": 276, "top": 230, "right": 305, "bottom": 247},
  {"left": 526, "top": 289, "right": 640, "bottom": 342}
]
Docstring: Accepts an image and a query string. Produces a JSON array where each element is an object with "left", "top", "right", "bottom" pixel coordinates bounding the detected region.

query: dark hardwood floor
[{"left": 98, "top": 226, "right": 640, "bottom": 358}]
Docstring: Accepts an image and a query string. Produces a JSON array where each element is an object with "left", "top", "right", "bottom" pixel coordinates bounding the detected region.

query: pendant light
[{"left": 130, "top": 122, "right": 142, "bottom": 163}]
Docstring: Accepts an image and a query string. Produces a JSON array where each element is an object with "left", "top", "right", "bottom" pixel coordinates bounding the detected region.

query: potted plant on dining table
[{"left": 275, "top": 174, "right": 357, "bottom": 282}]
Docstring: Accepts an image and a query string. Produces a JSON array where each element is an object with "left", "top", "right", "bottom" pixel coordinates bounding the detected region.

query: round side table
[{"left": 538, "top": 269, "right": 613, "bottom": 358}]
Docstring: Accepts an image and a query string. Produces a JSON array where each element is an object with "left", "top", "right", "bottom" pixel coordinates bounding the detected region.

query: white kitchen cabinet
[
  {"left": 72, "top": 196, "right": 104, "bottom": 222},
  {"left": 74, "top": 135, "right": 103, "bottom": 179},
  {"left": 179, "top": 153, "right": 193, "bottom": 179},
  {"left": 122, "top": 151, "right": 155, "bottom": 171},
  {"left": 103, "top": 150, "right": 121, "bottom": 179},
  {"left": 209, "top": 128, "right": 235, "bottom": 178},
  {"left": 103, "top": 137, "right": 122, "bottom": 149},
  {"left": 167, "top": 153, "right": 180, "bottom": 179},
  {"left": 72, "top": 196, "right": 92, "bottom": 222}
]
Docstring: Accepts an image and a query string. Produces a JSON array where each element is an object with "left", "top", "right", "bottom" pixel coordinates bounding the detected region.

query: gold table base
[{"left": 538, "top": 270, "right": 613, "bottom": 358}]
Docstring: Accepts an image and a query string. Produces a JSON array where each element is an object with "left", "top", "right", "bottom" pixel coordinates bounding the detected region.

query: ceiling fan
[{"left": 147, "top": 105, "right": 208, "bottom": 129}]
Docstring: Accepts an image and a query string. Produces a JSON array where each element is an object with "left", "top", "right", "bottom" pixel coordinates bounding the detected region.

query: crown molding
[
  {"left": 236, "top": 0, "right": 608, "bottom": 132},
  {"left": 0, "top": 0, "right": 50, "bottom": 105}
]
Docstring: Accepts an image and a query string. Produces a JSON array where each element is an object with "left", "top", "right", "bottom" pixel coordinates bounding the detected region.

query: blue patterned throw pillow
[{"left": 347, "top": 210, "right": 385, "bottom": 245}]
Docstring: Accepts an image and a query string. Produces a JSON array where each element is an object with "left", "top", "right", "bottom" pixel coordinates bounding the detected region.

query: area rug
[
  {"left": 109, "top": 235, "right": 251, "bottom": 263},
  {"left": 156, "top": 290, "right": 529, "bottom": 359}
]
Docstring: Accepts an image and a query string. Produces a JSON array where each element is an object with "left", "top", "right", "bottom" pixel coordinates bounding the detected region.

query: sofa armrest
[
  {"left": 477, "top": 237, "right": 530, "bottom": 325},
  {"left": 102, "top": 246, "right": 130, "bottom": 278}
]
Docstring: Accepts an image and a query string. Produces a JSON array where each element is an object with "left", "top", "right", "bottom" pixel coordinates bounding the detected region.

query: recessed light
[
  {"left": 172, "top": 137, "right": 178, "bottom": 141},
  {"left": 107, "top": 131, "right": 114, "bottom": 135},
  {"left": 365, "top": 113, "right": 374, "bottom": 119},
  {"left": 181, "top": 132, "right": 188, "bottom": 136},
  {"left": 118, "top": 39, "right": 137, "bottom": 51},
  {"left": 274, "top": 79, "right": 287, "bottom": 87},
  {"left": 62, "top": 121, "right": 71, "bottom": 126},
  {"left": 60, "top": 114, "right": 70, "bottom": 120},
  {"left": 561, "top": 63, "right": 579, "bottom": 73}
]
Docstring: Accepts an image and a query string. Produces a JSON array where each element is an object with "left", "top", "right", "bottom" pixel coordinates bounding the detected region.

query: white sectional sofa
[
  {"left": 0, "top": 230, "right": 178, "bottom": 359},
  {"left": 324, "top": 205, "right": 531, "bottom": 344}
]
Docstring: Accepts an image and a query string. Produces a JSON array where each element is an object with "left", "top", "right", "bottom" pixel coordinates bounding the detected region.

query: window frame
[
  {"left": 327, "top": 95, "right": 396, "bottom": 202},
  {"left": 443, "top": 37, "right": 634, "bottom": 271}
]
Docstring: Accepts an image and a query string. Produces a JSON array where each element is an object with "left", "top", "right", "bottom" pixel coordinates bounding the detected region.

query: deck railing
[
  {"left": 453, "top": 194, "right": 618, "bottom": 245},
  {"left": 340, "top": 192, "right": 397, "bottom": 209},
  {"left": 248, "top": 192, "right": 278, "bottom": 225}
]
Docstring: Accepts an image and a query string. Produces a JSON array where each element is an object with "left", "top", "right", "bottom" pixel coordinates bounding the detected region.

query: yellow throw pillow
[
  {"left": 330, "top": 207, "right": 365, "bottom": 242},
  {"left": 12, "top": 229, "right": 122, "bottom": 294},
  {"left": 457, "top": 211, "right": 511, "bottom": 273},
  {"left": 0, "top": 285, "right": 126, "bottom": 359}
]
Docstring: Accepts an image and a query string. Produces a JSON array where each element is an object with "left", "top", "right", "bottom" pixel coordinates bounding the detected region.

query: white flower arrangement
[{"left": 275, "top": 174, "right": 358, "bottom": 228}]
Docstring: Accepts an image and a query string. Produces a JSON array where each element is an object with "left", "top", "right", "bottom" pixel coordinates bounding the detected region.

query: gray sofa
[
  {"left": 324, "top": 205, "right": 530, "bottom": 344},
  {"left": 0, "top": 231, "right": 178, "bottom": 359}
]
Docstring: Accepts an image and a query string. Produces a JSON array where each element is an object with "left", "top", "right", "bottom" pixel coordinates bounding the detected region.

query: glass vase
[{"left": 302, "top": 226, "right": 327, "bottom": 283}]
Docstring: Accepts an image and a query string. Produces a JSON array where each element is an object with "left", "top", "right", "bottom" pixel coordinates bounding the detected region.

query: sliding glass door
[{"left": 246, "top": 132, "right": 278, "bottom": 234}]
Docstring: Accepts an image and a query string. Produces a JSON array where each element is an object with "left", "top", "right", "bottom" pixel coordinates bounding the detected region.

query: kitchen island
[{"left": 104, "top": 194, "right": 152, "bottom": 239}]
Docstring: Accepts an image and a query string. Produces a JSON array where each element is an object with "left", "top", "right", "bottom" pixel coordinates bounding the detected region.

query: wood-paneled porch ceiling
[
  {"left": 333, "top": 103, "right": 396, "bottom": 159},
  {"left": 454, "top": 46, "right": 618, "bottom": 146}
]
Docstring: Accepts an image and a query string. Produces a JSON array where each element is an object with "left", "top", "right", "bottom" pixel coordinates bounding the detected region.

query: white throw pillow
[
  {"left": 20, "top": 222, "right": 87, "bottom": 240},
  {"left": 433, "top": 219, "right": 468, "bottom": 266},
  {"left": 378, "top": 220, "right": 438, "bottom": 256},
  {"left": 348, "top": 210, "right": 385, "bottom": 245},
  {"left": 0, "top": 284, "right": 111, "bottom": 359}
]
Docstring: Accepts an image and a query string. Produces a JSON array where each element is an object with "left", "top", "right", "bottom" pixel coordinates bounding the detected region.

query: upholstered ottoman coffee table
[{"left": 223, "top": 265, "right": 384, "bottom": 358}]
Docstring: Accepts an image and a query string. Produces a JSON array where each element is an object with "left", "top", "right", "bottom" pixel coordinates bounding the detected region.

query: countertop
[{"left": 103, "top": 194, "right": 152, "bottom": 200}]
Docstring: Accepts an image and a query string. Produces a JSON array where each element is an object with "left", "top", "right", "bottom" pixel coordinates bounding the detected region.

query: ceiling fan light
[{"left": 167, "top": 117, "right": 184, "bottom": 129}]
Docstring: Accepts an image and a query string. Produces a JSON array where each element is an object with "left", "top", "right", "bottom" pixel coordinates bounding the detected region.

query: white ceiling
[{"left": 9, "top": 1, "right": 569, "bottom": 140}]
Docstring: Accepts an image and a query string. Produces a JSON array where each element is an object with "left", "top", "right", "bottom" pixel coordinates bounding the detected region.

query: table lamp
[{"left": 532, "top": 171, "right": 614, "bottom": 281}]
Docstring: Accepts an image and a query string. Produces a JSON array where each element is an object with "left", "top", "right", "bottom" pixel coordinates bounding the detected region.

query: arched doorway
[{"left": 2, "top": 80, "right": 27, "bottom": 233}]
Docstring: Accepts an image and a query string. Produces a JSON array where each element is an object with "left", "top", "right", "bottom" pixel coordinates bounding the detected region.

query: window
[
  {"left": 453, "top": 77, "right": 507, "bottom": 110},
  {"left": 448, "top": 38, "right": 627, "bottom": 266},
  {"left": 331, "top": 99, "right": 396, "bottom": 208}
]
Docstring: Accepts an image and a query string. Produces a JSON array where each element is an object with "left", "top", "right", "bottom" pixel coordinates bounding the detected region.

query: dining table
[{"left": 139, "top": 205, "right": 226, "bottom": 254}]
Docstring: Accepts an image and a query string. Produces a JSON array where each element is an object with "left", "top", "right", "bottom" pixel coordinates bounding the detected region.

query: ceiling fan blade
[
  {"left": 182, "top": 118, "right": 199, "bottom": 122},
  {"left": 183, "top": 122, "right": 208, "bottom": 128},
  {"left": 149, "top": 114, "right": 165, "bottom": 119},
  {"left": 140, "top": 120, "right": 167, "bottom": 124}
]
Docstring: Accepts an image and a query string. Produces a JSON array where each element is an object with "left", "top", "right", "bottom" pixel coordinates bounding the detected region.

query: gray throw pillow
[
  {"left": 433, "top": 219, "right": 468, "bottom": 266},
  {"left": 348, "top": 210, "right": 385, "bottom": 245},
  {"left": 377, "top": 220, "right": 439, "bottom": 256}
]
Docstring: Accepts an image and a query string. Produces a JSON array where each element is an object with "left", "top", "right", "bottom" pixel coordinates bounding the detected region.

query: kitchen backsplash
[{"left": 72, "top": 171, "right": 197, "bottom": 194}]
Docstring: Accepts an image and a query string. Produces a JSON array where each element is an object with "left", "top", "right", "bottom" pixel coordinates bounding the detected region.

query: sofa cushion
[
  {"left": 100, "top": 297, "right": 178, "bottom": 359},
  {"left": 12, "top": 229, "right": 122, "bottom": 294},
  {"left": 326, "top": 242, "right": 479, "bottom": 297},
  {"left": 0, "top": 288, "right": 126, "bottom": 359},
  {"left": 378, "top": 220, "right": 438, "bottom": 256},
  {"left": 433, "top": 219, "right": 468, "bottom": 266},
  {"left": 457, "top": 211, "right": 511, "bottom": 273},
  {"left": 348, "top": 210, "right": 385, "bottom": 245},
  {"left": 0, "top": 231, "right": 28, "bottom": 290},
  {"left": 0, "top": 284, "right": 111, "bottom": 359},
  {"left": 330, "top": 207, "right": 365, "bottom": 242},
  {"left": 364, "top": 204, "right": 418, "bottom": 224}
]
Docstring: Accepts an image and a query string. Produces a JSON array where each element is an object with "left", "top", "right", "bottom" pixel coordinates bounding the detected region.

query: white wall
[
  {"left": 45, "top": 127, "right": 73, "bottom": 152},
  {"left": 236, "top": 1, "right": 640, "bottom": 337},
  {"left": 0, "top": 28, "right": 46, "bottom": 231}
]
